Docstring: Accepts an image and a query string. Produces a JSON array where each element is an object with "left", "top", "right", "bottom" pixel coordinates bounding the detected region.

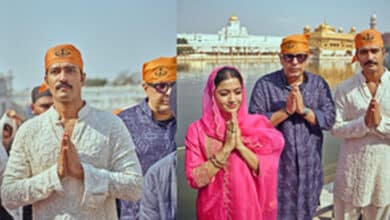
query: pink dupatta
[{"left": 199, "top": 66, "right": 284, "bottom": 219}]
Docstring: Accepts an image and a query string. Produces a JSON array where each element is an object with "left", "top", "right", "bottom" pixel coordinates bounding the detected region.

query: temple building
[
  {"left": 177, "top": 15, "right": 283, "bottom": 57},
  {"left": 0, "top": 71, "right": 14, "bottom": 115},
  {"left": 304, "top": 22, "right": 356, "bottom": 59}
]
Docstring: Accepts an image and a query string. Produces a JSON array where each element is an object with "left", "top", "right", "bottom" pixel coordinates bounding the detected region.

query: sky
[
  {"left": 178, "top": 0, "right": 390, "bottom": 36},
  {"left": 0, "top": 0, "right": 176, "bottom": 90},
  {"left": 1, "top": 0, "right": 389, "bottom": 90}
]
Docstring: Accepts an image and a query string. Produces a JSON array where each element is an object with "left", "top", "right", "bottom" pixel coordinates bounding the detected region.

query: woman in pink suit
[{"left": 185, "top": 66, "right": 285, "bottom": 220}]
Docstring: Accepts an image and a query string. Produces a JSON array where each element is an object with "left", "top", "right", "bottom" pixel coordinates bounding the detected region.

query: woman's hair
[{"left": 214, "top": 67, "right": 243, "bottom": 87}]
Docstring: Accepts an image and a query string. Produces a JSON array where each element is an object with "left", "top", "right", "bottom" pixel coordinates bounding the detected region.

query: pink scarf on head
[
  {"left": 198, "top": 65, "right": 284, "bottom": 220},
  {"left": 200, "top": 66, "right": 283, "bottom": 154}
]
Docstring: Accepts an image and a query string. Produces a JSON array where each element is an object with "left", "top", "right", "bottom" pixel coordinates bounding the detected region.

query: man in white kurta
[
  {"left": 1, "top": 44, "right": 143, "bottom": 219},
  {"left": 331, "top": 29, "right": 390, "bottom": 220}
]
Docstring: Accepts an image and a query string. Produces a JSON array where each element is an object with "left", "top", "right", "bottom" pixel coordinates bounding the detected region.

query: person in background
[
  {"left": 30, "top": 83, "right": 53, "bottom": 116},
  {"left": 1, "top": 110, "right": 23, "bottom": 219},
  {"left": 139, "top": 83, "right": 177, "bottom": 220},
  {"left": 119, "top": 57, "right": 176, "bottom": 220}
]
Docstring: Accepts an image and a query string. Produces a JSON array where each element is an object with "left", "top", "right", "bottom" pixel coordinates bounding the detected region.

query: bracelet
[
  {"left": 210, "top": 157, "right": 224, "bottom": 169},
  {"left": 283, "top": 107, "right": 293, "bottom": 116},
  {"left": 212, "top": 154, "right": 226, "bottom": 167}
]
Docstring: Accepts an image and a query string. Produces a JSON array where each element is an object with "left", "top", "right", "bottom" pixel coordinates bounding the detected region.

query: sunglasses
[
  {"left": 148, "top": 82, "right": 176, "bottom": 94},
  {"left": 282, "top": 54, "right": 308, "bottom": 64},
  {"left": 358, "top": 48, "right": 381, "bottom": 56}
]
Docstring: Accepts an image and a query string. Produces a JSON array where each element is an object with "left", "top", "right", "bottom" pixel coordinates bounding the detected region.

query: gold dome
[
  {"left": 315, "top": 21, "right": 336, "bottom": 32},
  {"left": 304, "top": 25, "right": 310, "bottom": 33},
  {"left": 229, "top": 15, "right": 239, "bottom": 21},
  {"left": 350, "top": 27, "right": 356, "bottom": 33}
]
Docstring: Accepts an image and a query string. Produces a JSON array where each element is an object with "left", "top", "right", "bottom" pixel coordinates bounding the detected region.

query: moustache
[
  {"left": 55, "top": 82, "right": 73, "bottom": 90},
  {"left": 364, "top": 60, "right": 378, "bottom": 66}
]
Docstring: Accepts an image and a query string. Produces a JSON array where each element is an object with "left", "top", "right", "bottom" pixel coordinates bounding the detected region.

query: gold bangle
[
  {"left": 210, "top": 157, "right": 223, "bottom": 169},
  {"left": 212, "top": 154, "right": 226, "bottom": 166}
]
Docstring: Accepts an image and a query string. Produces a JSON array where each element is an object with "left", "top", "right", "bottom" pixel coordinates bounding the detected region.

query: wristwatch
[{"left": 302, "top": 107, "right": 310, "bottom": 116}]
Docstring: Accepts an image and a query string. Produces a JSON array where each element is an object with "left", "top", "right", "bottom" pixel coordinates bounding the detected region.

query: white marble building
[{"left": 177, "top": 15, "right": 283, "bottom": 55}]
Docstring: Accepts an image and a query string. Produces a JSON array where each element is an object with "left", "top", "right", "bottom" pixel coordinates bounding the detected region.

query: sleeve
[
  {"left": 249, "top": 79, "right": 273, "bottom": 119},
  {"left": 331, "top": 85, "right": 370, "bottom": 138},
  {"left": 311, "top": 79, "right": 336, "bottom": 130},
  {"left": 139, "top": 167, "right": 160, "bottom": 220},
  {"left": 184, "top": 123, "right": 210, "bottom": 189},
  {"left": 81, "top": 118, "right": 143, "bottom": 209},
  {"left": 373, "top": 111, "right": 390, "bottom": 139},
  {"left": 1, "top": 124, "right": 64, "bottom": 209}
]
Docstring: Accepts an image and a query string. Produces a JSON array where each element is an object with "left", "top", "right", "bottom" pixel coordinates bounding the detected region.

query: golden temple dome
[
  {"left": 229, "top": 15, "right": 239, "bottom": 21},
  {"left": 304, "top": 25, "right": 310, "bottom": 33},
  {"left": 315, "top": 21, "right": 336, "bottom": 32}
]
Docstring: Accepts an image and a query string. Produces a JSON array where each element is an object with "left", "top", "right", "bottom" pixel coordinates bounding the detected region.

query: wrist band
[{"left": 283, "top": 107, "right": 293, "bottom": 116}]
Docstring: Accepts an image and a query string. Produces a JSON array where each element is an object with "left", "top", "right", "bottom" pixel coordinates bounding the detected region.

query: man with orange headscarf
[
  {"left": 117, "top": 57, "right": 177, "bottom": 219},
  {"left": 331, "top": 29, "right": 390, "bottom": 220},
  {"left": 249, "top": 34, "right": 335, "bottom": 219},
  {"left": 30, "top": 83, "right": 53, "bottom": 116},
  {"left": 1, "top": 43, "right": 142, "bottom": 219}
]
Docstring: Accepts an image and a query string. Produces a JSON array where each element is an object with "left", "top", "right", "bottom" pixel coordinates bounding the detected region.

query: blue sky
[
  {"left": 1, "top": 0, "right": 389, "bottom": 90},
  {"left": 0, "top": 0, "right": 176, "bottom": 89},
  {"left": 178, "top": 0, "right": 390, "bottom": 36}
]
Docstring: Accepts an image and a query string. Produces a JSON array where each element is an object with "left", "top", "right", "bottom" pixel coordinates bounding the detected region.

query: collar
[
  {"left": 139, "top": 98, "right": 175, "bottom": 125},
  {"left": 357, "top": 68, "right": 390, "bottom": 85},
  {"left": 140, "top": 98, "right": 153, "bottom": 119},
  {"left": 48, "top": 101, "right": 91, "bottom": 125},
  {"left": 279, "top": 69, "right": 309, "bottom": 90}
]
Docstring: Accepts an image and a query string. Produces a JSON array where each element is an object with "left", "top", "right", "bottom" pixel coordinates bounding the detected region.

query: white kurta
[
  {"left": 1, "top": 104, "right": 143, "bottom": 219},
  {"left": 331, "top": 70, "right": 390, "bottom": 207}
]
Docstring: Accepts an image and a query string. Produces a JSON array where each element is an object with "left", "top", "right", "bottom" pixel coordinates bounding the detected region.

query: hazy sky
[
  {"left": 1, "top": 0, "right": 389, "bottom": 90},
  {"left": 178, "top": 0, "right": 390, "bottom": 36},
  {"left": 0, "top": 0, "right": 176, "bottom": 90}
]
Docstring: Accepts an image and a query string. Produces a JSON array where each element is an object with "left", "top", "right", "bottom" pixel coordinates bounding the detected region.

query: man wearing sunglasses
[
  {"left": 331, "top": 29, "right": 390, "bottom": 220},
  {"left": 249, "top": 33, "right": 335, "bottom": 220},
  {"left": 118, "top": 57, "right": 177, "bottom": 219}
]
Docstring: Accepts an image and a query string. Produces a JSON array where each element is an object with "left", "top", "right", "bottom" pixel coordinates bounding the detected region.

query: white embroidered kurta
[
  {"left": 1, "top": 104, "right": 143, "bottom": 219},
  {"left": 331, "top": 70, "right": 390, "bottom": 207}
]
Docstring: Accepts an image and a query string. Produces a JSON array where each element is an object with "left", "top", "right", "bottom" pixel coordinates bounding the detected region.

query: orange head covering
[
  {"left": 38, "top": 81, "right": 49, "bottom": 93},
  {"left": 44, "top": 44, "right": 83, "bottom": 73},
  {"left": 355, "top": 29, "right": 384, "bottom": 49},
  {"left": 142, "top": 57, "right": 177, "bottom": 83},
  {"left": 352, "top": 29, "right": 384, "bottom": 63},
  {"left": 280, "top": 33, "right": 310, "bottom": 54},
  {"left": 112, "top": 108, "right": 124, "bottom": 116},
  {"left": 32, "top": 82, "right": 52, "bottom": 103}
]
